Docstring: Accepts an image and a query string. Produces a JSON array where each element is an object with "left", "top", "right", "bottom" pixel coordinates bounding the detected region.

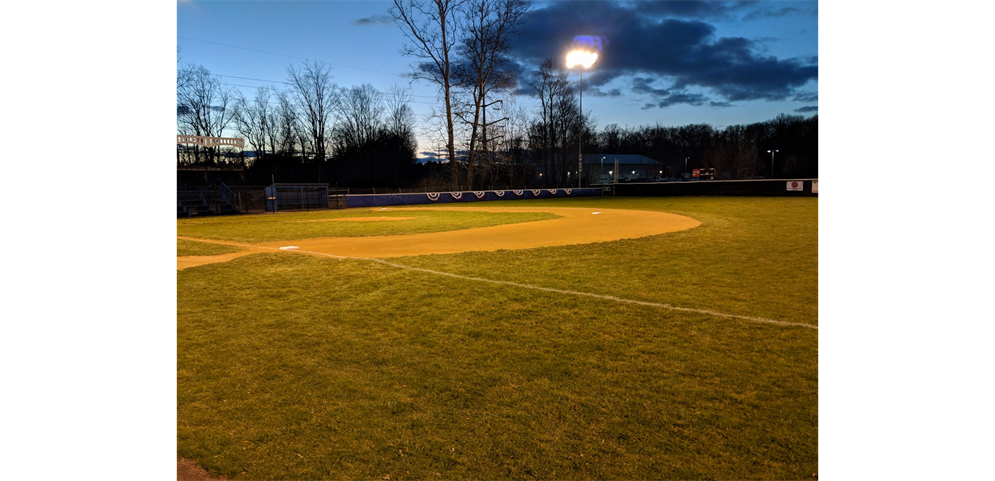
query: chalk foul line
[
  {"left": 292, "top": 248, "right": 818, "bottom": 331},
  {"left": 178, "top": 238, "right": 816, "bottom": 331}
]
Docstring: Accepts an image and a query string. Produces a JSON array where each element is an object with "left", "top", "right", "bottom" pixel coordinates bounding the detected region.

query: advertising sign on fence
[
  {"left": 786, "top": 180, "right": 804, "bottom": 191},
  {"left": 812, "top": 181, "right": 819, "bottom": 193},
  {"left": 692, "top": 168, "right": 700, "bottom": 178}
]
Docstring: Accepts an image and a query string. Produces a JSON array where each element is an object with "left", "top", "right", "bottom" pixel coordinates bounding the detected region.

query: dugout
[{"left": 265, "top": 183, "right": 329, "bottom": 212}]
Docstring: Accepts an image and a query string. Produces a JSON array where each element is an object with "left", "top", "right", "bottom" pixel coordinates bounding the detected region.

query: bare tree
[
  {"left": 329, "top": 84, "right": 418, "bottom": 187},
  {"left": 176, "top": 54, "right": 190, "bottom": 93},
  {"left": 287, "top": 61, "right": 336, "bottom": 180},
  {"left": 600, "top": 124, "right": 624, "bottom": 153},
  {"left": 529, "top": 58, "right": 573, "bottom": 186},
  {"left": 452, "top": 0, "right": 529, "bottom": 187},
  {"left": 232, "top": 87, "right": 273, "bottom": 161},
  {"left": 384, "top": 85, "right": 416, "bottom": 140},
  {"left": 391, "top": 0, "right": 467, "bottom": 188},
  {"left": 333, "top": 84, "right": 384, "bottom": 151},
  {"left": 727, "top": 131, "right": 756, "bottom": 179},
  {"left": 273, "top": 90, "right": 303, "bottom": 157},
  {"left": 176, "top": 64, "right": 236, "bottom": 165},
  {"left": 383, "top": 86, "right": 419, "bottom": 186},
  {"left": 553, "top": 89, "right": 581, "bottom": 183},
  {"left": 496, "top": 100, "right": 531, "bottom": 187}
]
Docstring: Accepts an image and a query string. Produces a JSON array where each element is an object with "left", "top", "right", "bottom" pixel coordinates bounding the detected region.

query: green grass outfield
[{"left": 177, "top": 196, "right": 817, "bottom": 480}]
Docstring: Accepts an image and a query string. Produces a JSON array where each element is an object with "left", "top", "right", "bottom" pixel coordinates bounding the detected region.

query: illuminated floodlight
[
  {"left": 565, "top": 47, "right": 598, "bottom": 189},
  {"left": 566, "top": 50, "right": 598, "bottom": 69}
]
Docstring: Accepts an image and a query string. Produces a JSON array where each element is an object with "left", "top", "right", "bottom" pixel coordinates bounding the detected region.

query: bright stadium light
[
  {"left": 566, "top": 49, "right": 598, "bottom": 188},
  {"left": 566, "top": 50, "right": 598, "bottom": 69}
]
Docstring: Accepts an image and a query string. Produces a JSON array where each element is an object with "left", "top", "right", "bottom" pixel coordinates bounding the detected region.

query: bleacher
[{"left": 177, "top": 182, "right": 240, "bottom": 217}]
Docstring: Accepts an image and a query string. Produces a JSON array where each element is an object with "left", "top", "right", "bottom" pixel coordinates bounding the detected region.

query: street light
[
  {"left": 685, "top": 157, "right": 689, "bottom": 176},
  {"left": 566, "top": 49, "right": 598, "bottom": 188},
  {"left": 767, "top": 149, "right": 779, "bottom": 178}
]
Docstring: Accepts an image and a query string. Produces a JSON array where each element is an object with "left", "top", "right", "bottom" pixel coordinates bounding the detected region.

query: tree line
[
  {"left": 177, "top": 0, "right": 817, "bottom": 189},
  {"left": 177, "top": 61, "right": 419, "bottom": 188}
]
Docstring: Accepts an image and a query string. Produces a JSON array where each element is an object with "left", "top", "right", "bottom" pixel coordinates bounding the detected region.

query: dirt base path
[
  {"left": 177, "top": 456, "right": 225, "bottom": 480},
  {"left": 178, "top": 206, "right": 700, "bottom": 269},
  {"left": 176, "top": 247, "right": 264, "bottom": 271}
]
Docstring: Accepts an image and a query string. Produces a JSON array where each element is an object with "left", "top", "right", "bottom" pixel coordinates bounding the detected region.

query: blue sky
[{"left": 177, "top": 1, "right": 818, "bottom": 158}]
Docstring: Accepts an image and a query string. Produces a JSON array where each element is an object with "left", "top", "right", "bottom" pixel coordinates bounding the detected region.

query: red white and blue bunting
[{"left": 420, "top": 188, "right": 585, "bottom": 204}]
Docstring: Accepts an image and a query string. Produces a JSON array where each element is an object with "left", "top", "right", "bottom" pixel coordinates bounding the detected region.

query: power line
[
  {"left": 212, "top": 73, "right": 438, "bottom": 99},
  {"left": 179, "top": 35, "right": 411, "bottom": 78},
  {"left": 178, "top": 36, "right": 450, "bottom": 131}
]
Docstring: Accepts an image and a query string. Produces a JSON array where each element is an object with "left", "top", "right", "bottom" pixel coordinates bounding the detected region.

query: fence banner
[
  {"left": 346, "top": 188, "right": 602, "bottom": 208},
  {"left": 812, "top": 181, "right": 819, "bottom": 193},
  {"left": 786, "top": 180, "right": 804, "bottom": 191}
]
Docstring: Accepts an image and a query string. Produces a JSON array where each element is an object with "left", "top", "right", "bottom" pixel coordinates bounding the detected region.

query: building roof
[{"left": 582, "top": 154, "right": 660, "bottom": 165}]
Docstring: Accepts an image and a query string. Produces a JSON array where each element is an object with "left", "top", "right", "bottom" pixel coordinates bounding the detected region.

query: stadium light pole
[
  {"left": 768, "top": 149, "right": 779, "bottom": 178},
  {"left": 567, "top": 49, "right": 598, "bottom": 188},
  {"left": 685, "top": 157, "right": 689, "bottom": 176}
]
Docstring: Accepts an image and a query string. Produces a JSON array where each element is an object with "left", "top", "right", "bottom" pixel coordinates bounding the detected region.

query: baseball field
[{"left": 176, "top": 196, "right": 818, "bottom": 480}]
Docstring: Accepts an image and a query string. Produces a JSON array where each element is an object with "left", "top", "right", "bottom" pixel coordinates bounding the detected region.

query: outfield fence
[
  {"left": 345, "top": 188, "right": 602, "bottom": 208},
  {"left": 603, "top": 179, "right": 819, "bottom": 197}
]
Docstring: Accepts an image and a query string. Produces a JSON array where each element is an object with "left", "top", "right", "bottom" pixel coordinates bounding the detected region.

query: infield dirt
[{"left": 176, "top": 206, "right": 700, "bottom": 270}]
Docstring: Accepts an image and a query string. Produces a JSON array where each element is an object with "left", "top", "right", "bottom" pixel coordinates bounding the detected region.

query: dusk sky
[{"left": 177, "top": 0, "right": 818, "bottom": 159}]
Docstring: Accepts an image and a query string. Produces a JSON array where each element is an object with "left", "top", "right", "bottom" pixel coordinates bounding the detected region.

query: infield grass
[
  {"left": 177, "top": 196, "right": 818, "bottom": 480},
  {"left": 177, "top": 238, "right": 243, "bottom": 257},
  {"left": 177, "top": 208, "right": 558, "bottom": 243}
]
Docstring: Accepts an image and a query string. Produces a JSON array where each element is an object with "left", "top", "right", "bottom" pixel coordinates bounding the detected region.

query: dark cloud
[
  {"left": 626, "top": 0, "right": 750, "bottom": 21},
  {"left": 628, "top": 69, "right": 745, "bottom": 109},
  {"left": 794, "top": 106, "right": 818, "bottom": 112},
  {"left": 586, "top": 87, "right": 623, "bottom": 97},
  {"left": 352, "top": 14, "right": 393, "bottom": 26},
  {"left": 793, "top": 92, "right": 818, "bottom": 102},
  {"left": 631, "top": 77, "right": 670, "bottom": 97},
  {"left": 581, "top": 68, "right": 625, "bottom": 89},
  {"left": 661, "top": 92, "right": 709, "bottom": 106},
  {"left": 639, "top": 89, "right": 710, "bottom": 109},
  {"left": 510, "top": 1, "right": 817, "bottom": 103},
  {"left": 743, "top": 6, "right": 803, "bottom": 21}
]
